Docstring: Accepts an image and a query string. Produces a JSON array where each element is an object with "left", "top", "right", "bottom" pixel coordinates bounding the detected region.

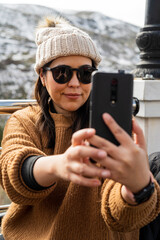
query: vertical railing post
[
  {"left": 133, "top": 0, "right": 160, "bottom": 154},
  {"left": 134, "top": 0, "right": 160, "bottom": 78}
]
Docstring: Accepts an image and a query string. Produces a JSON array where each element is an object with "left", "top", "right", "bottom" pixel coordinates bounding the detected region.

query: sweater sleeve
[
  {"left": 101, "top": 178, "right": 160, "bottom": 232},
  {"left": 0, "top": 112, "right": 56, "bottom": 205}
]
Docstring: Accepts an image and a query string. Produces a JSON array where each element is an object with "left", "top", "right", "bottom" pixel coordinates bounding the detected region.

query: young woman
[{"left": 0, "top": 16, "right": 160, "bottom": 240}]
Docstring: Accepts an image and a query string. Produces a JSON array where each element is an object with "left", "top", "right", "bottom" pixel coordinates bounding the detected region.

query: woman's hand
[
  {"left": 88, "top": 113, "right": 151, "bottom": 194},
  {"left": 33, "top": 128, "right": 110, "bottom": 188},
  {"left": 54, "top": 128, "right": 110, "bottom": 187}
]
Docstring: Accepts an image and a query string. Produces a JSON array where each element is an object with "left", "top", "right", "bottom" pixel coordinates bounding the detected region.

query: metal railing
[{"left": 0, "top": 99, "right": 37, "bottom": 115}]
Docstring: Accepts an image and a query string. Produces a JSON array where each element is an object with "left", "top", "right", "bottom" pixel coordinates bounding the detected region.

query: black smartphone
[{"left": 89, "top": 70, "right": 133, "bottom": 146}]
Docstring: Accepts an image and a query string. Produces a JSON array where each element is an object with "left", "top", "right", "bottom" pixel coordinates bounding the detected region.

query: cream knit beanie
[{"left": 34, "top": 16, "right": 102, "bottom": 74}]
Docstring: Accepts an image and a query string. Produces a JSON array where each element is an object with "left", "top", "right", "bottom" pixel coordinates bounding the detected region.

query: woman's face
[{"left": 40, "top": 56, "right": 92, "bottom": 115}]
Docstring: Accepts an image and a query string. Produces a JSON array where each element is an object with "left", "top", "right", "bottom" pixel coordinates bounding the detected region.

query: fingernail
[
  {"left": 87, "top": 129, "right": 95, "bottom": 134},
  {"left": 103, "top": 113, "right": 111, "bottom": 120},
  {"left": 101, "top": 170, "right": 109, "bottom": 178},
  {"left": 98, "top": 150, "right": 106, "bottom": 158}
]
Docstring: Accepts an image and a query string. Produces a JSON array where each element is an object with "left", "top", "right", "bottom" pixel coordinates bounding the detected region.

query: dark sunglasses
[{"left": 43, "top": 65, "right": 97, "bottom": 84}]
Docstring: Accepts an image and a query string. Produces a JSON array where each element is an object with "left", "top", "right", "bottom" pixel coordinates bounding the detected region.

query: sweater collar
[{"left": 49, "top": 111, "right": 73, "bottom": 128}]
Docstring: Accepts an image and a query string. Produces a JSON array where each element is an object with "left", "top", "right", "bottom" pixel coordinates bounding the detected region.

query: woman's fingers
[
  {"left": 102, "top": 113, "right": 133, "bottom": 147},
  {"left": 132, "top": 118, "right": 146, "bottom": 150},
  {"left": 71, "top": 128, "right": 96, "bottom": 146},
  {"left": 63, "top": 144, "right": 111, "bottom": 187},
  {"left": 69, "top": 173, "right": 102, "bottom": 187},
  {"left": 68, "top": 161, "right": 110, "bottom": 179},
  {"left": 68, "top": 145, "right": 107, "bottom": 161}
]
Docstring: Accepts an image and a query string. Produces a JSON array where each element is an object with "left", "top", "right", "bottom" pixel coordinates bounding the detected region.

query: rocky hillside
[{"left": 0, "top": 4, "right": 140, "bottom": 99}]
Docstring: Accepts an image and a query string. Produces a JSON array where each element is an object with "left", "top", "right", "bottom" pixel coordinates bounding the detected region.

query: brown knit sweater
[{"left": 0, "top": 105, "right": 160, "bottom": 240}]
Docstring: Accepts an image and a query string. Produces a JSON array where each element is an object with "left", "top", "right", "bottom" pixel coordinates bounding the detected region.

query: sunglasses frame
[{"left": 43, "top": 65, "right": 97, "bottom": 84}]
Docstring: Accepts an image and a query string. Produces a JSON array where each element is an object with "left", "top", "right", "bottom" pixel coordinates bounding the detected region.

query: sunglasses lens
[
  {"left": 79, "top": 66, "right": 94, "bottom": 84},
  {"left": 49, "top": 65, "right": 96, "bottom": 84},
  {"left": 52, "top": 66, "right": 71, "bottom": 84}
]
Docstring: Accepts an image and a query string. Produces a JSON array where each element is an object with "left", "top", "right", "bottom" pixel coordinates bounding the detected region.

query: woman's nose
[{"left": 68, "top": 71, "right": 80, "bottom": 87}]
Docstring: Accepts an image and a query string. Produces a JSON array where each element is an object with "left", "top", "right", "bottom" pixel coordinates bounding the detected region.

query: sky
[{"left": 0, "top": 0, "right": 146, "bottom": 27}]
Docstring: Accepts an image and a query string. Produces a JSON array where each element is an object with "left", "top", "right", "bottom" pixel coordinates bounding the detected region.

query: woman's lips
[{"left": 64, "top": 93, "right": 81, "bottom": 99}]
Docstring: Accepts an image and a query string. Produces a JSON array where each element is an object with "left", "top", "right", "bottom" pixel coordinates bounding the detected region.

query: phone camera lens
[{"left": 110, "top": 78, "right": 118, "bottom": 104}]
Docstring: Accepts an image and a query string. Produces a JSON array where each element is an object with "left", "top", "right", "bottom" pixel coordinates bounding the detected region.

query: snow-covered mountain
[{"left": 0, "top": 4, "right": 140, "bottom": 99}]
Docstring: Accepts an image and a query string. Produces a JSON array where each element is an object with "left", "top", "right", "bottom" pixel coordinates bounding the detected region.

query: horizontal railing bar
[
  {"left": 0, "top": 99, "right": 37, "bottom": 114},
  {"left": 0, "top": 204, "right": 10, "bottom": 211}
]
